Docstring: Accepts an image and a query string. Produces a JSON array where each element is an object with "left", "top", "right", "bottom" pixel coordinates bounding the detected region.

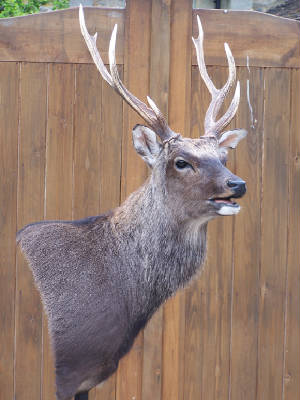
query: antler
[
  {"left": 79, "top": 5, "right": 176, "bottom": 142},
  {"left": 193, "top": 15, "right": 240, "bottom": 137}
]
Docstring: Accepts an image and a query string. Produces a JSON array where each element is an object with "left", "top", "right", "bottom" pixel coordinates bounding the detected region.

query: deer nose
[{"left": 227, "top": 179, "right": 246, "bottom": 197}]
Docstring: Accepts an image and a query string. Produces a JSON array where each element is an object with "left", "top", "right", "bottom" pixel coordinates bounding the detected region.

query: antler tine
[
  {"left": 79, "top": 5, "right": 174, "bottom": 141},
  {"left": 79, "top": 5, "right": 113, "bottom": 86},
  {"left": 193, "top": 15, "right": 240, "bottom": 137},
  {"left": 192, "top": 17, "right": 217, "bottom": 97},
  {"left": 207, "top": 81, "right": 240, "bottom": 136}
]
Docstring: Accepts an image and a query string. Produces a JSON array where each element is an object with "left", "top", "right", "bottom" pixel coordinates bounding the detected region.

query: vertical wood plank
[
  {"left": 15, "top": 62, "right": 47, "bottom": 400},
  {"left": 44, "top": 63, "right": 74, "bottom": 219},
  {"left": 71, "top": 64, "right": 124, "bottom": 400},
  {"left": 73, "top": 63, "right": 102, "bottom": 400},
  {"left": 120, "top": 0, "right": 151, "bottom": 199},
  {"left": 284, "top": 69, "right": 300, "bottom": 400},
  {"left": 93, "top": 67, "right": 123, "bottom": 400},
  {"left": 43, "top": 63, "right": 75, "bottom": 400},
  {"left": 257, "top": 68, "right": 290, "bottom": 400},
  {"left": 142, "top": 2, "right": 170, "bottom": 400},
  {"left": 198, "top": 218, "right": 233, "bottom": 400},
  {"left": 73, "top": 64, "right": 102, "bottom": 220},
  {"left": 99, "top": 67, "right": 123, "bottom": 215},
  {"left": 149, "top": 0, "right": 170, "bottom": 117},
  {"left": 0, "top": 62, "right": 18, "bottom": 400},
  {"left": 162, "top": 1, "right": 192, "bottom": 400},
  {"left": 183, "top": 66, "right": 209, "bottom": 400},
  {"left": 116, "top": 1, "right": 152, "bottom": 399},
  {"left": 230, "top": 67, "right": 264, "bottom": 400},
  {"left": 184, "top": 66, "right": 235, "bottom": 400},
  {"left": 201, "top": 66, "right": 235, "bottom": 400}
]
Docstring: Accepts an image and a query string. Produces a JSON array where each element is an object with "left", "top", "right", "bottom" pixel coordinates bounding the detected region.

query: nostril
[
  {"left": 227, "top": 179, "right": 246, "bottom": 195},
  {"left": 227, "top": 179, "right": 240, "bottom": 188}
]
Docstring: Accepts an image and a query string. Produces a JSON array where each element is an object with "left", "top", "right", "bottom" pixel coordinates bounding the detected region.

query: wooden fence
[{"left": 0, "top": 1, "right": 299, "bottom": 399}]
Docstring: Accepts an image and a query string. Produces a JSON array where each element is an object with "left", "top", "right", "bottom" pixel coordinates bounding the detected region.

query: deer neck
[
  {"left": 111, "top": 175, "right": 208, "bottom": 310},
  {"left": 113, "top": 174, "right": 207, "bottom": 240}
]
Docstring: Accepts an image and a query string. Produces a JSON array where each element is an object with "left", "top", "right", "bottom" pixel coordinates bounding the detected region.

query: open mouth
[
  {"left": 209, "top": 196, "right": 239, "bottom": 208},
  {"left": 208, "top": 194, "right": 242, "bottom": 215}
]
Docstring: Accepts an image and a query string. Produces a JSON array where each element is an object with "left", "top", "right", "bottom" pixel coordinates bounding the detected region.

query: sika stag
[{"left": 17, "top": 7, "right": 247, "bottom": 400}]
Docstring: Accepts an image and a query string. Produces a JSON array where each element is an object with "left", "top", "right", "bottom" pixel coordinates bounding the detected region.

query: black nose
[{"left": 227, "top": 179, "right": 246, "bottom": 197}]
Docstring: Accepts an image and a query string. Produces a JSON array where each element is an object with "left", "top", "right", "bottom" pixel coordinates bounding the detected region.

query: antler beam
[
  {"left": 193, "top": 15, "right": 240, "bottom": 137},
  {"left": 79, "top": 5, "right": 176, "bottom": 142}
]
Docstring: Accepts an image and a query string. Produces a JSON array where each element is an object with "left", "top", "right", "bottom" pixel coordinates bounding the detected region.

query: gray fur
[{"left": 17, "top": 127, "right": 246, "bottom": 400}]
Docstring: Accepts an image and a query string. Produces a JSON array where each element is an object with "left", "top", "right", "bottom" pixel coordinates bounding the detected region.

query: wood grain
[
  {"left": 93, "top": 66, "right": 123, "bottom": 400},
  {"left": 257, "top": 68, "right": 290, "bottom": 400},
  {"left": 73, "top": 64, "right": 102, "bottom": 400},
  {"left": 99, "top": 66, "right": 123, "bottom": 214},
  {"left": 0, "top": 62, "right": 18, "bottom": 400},
  {"left": 283, "top": 69, "right": 300, "bottom": 400},
  {"left": 149, "top": 0, "right": 170, "bottom": 117},
  {"left": 141, "top": 2, "right": 171, "bottom": 399},
  {"left": 230, "top": 67, "right": 264, "bottom": 400},
  {"left": 15, "top": 62, "right": 47, "bottom": 400},
  {"left": 120, "top": 0, "right": 150, "bottom": 199},
  {"left": 43, "top": 63, "right": 75, "bottom": 400},
  {"left": 73, "top": 64, "right": 102, "bottom": 220},
  {"left": 162, "top": 1, "right": 192, "bottom": 400},
  {"left": 183, "top": 65, "right": 209, "bottom": 400},
  {"left": 1, "top": 8, "right": 299, "bottom": 68},
  {"left": 192, "top": 9, "right": 300, "bottom": 68},
  {"left": 184, "top": 66, "right": 235, "bottom": 400},
  {"left": 116, "top": 0, "right": 151, "bottom": 399},
  {"left": 0, "top": 7, "right": 125, "bottom": 64},
  {"left": 45, "top": 63, "right": 74, "bottom": 220}
]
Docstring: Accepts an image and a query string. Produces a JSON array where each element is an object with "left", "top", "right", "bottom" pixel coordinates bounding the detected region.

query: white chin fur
[{"left": 216, "top": 205, "right": 240, "bottom": 216}]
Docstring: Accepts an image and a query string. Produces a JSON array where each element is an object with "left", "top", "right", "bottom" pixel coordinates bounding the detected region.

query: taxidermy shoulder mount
[{"left": 17, "top": 6, "right": 247, "bottom": 400}]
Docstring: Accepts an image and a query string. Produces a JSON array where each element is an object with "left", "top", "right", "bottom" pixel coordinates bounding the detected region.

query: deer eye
[{"left": 175, "top": 159, "right": 190, "bottom": 169}]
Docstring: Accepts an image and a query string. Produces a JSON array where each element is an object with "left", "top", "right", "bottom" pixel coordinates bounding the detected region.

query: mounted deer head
[
  {"left": 17, "top": 7, "right": 247, "bottom": 400},
  {"left": 79, "top": 8, "right": 247, "bottom": 217}
]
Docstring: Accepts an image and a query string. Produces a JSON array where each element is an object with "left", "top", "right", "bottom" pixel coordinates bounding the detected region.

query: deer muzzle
[{"left": 208, "top": 177, "right": 246, "bottom": 216}]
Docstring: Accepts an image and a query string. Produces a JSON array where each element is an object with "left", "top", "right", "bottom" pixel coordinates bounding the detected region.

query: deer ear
[
  {"left": 219, "top": 129, "right": 247, "bottom": 149},
  {"left": 132, "top": 125, "right": 162, "bottom": 168}
]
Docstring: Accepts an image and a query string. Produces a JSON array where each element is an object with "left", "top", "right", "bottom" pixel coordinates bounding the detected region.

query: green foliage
[
  {"left": 0, "top": 0, "right": 69, "bottom": 18},
  {"left": 52, "top": 0, "right": 68, "bottom": 10}
]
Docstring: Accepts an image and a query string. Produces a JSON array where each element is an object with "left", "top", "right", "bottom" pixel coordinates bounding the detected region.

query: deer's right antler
[
  {"left": 193, "top": 15, "right": 240, "bottom": 137},
  {"left": 79, "top": 5, "right": 176, "bottom": 142}
]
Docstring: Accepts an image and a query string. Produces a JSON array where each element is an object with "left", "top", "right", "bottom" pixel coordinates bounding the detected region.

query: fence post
[
  {"left": 162, "top": 1, "right": 192, "bottom": 400},
  {"left": 116, "top": 0, "right": 152, "bottom": 399}
]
